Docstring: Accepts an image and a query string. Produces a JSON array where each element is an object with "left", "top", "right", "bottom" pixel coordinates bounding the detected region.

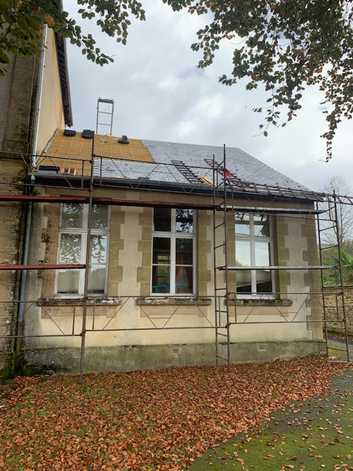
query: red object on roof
[{"left": 224, "top": 168, "right": 233, "bottom": 178}]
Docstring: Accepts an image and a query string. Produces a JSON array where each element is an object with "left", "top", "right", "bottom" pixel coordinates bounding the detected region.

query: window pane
[
  {"left": 88, "top": 267, "right": 106, "bottom": 293},
  {"left": 176, "top": 239, "right": 193, "bottom": 265},
  {"left": 57, "top": 270, "right": 80, "bottom": 294},
  {"left": 152, "top": 265, "right": 170, "bottom": 293},
  {"left": 59, "top": 234, "right": 81, "bottom": 263},
  {"left": 61, "top": 204, "right": 83, "bottom": 229},
  {"left": 176, "top": 209, "right": 193, "bottom": 233},
  {"left": 236, "top": 270, "right": 252, "bottom": 294},
  {"left": 175, "top": 266, "right": 193, "bottom": 294},
  {"left": 255, "top": 241, "right": 271, "bottom": 266},
  {"left": 254, "top": 215, "right": 270, "bottom": 237},
  {"left": 153, "top": 238, "right": 170, "bottom": 264},
  {"left": 154, "top": 208, "right": 171, "bottom": 232},
  {"left": 91, "top": 205, "right": 108, "bottom": 231},
  {"left": 235, "top": 240, "right": 251, "bottom": 267},
  {"left": 256, "top": 270, "right": 273, "bottom": 293},
  {"left": 235, "top": 213, "right": 250, "bottom": 236},
  {"left": 90, "top": 235, "right": 107, "bottom": 264}
]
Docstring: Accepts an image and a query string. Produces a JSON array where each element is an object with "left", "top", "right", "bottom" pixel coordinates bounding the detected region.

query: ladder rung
[
  {"left": 215, "top": 222, "right": 225, "bottom": 229},
  {"left": 217, "top": 332, "right": 228, "bottom": 337},
  {"left": 321, "top": 245, "right": 338, "bottom": 250},
  {"left": 215, "top": 243, "right": 226, "bottom": 249},
  {"left": 215, "top": 287, "right": 227, "bottom": 291},
  {"left": 319, "top": 226, "right": 336, "bottom": 232}
]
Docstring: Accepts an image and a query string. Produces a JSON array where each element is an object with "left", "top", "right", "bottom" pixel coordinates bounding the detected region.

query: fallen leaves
[{"left": 0, "top": 357, "right": 348, "bottom": 470}]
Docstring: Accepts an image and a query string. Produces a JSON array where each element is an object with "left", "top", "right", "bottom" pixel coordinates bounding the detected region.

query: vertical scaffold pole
[
  {"left": 223, "top": 145, "right": 230, "bottom": 366},
  {"left": 316, "top": 200, "right": 329, "bottom": 358},
  {"left": 80, "top": 134, "right": 95, "bottom": 376},
  {"left": 212, "top": 154, "right": 219, "bottom": 364},
  {"left": 333, "top": 191, "right": 351, "bottom": 362}
]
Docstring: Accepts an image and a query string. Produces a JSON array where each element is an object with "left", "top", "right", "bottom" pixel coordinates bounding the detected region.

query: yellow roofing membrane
[{"left": 39, "top": 129, "right": 154, "bottom": 176}]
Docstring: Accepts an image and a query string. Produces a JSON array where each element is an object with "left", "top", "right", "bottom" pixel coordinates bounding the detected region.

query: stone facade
[
  {"left": 20, "top": 189, "right": 325, "bottom": 372},
  {"left": 324, "top": 287, "right": 353, "bottom": 335}
]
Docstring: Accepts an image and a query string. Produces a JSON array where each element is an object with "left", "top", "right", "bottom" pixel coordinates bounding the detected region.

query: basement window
[
  {"left": 57, "top": 204, "right": 109, "bottom": 296},
  {"left": 152, "top": 208, "right": 196, "bottom": 295},
  {"left": 235, "top": 213, "right": 274, "bottom": 297}
]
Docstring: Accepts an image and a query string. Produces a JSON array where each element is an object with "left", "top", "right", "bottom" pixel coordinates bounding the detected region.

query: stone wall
[
  {"left": 0, "top": 54, "right": 38, "bottom": 370},
  {"left": 324, "top": 287, "right": 353, "bottom": 335},
  {"left": 22, "top": 193, "right": 324, "bottom": 374},
  {"left": 0, "top": 30, "right": 67, "bottom": 372}
]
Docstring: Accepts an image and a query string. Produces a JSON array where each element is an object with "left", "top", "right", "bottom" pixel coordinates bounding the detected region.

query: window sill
[
  {"left": 136, "top": 297, "right": 212, "bottom": 306},
  {"left": 38, "top": 297, "right": 122, "bottom": 307},
  {"left": 228, "top": 298, "right": 293, "bottom": 307}
]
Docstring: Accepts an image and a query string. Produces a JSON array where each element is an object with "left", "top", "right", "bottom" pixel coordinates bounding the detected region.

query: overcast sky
[{"left": 64, "top": 1, "right": 353, "bottom": 192}]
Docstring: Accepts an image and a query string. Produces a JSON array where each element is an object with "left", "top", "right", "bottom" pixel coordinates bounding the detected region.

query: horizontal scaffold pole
[
  {"left": 0, "top": 264, "right": 86, "bottom": 271},
  {"left": 218, "top": 265, "right": 336, "bottom": 271}
]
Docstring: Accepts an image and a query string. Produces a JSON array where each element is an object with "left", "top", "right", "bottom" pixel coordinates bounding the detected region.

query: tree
[
  {"left": 340, "top": 249, "right": 353, "bottom": 284},
  {"left": 0, "top": 0, "right": 145, "bottom": 73},
  {"left": 2, "top": 1, "right": 353, "bottom": 160},
  {"left": 323, "top": 177, "right": 353, "bottom": 246}
]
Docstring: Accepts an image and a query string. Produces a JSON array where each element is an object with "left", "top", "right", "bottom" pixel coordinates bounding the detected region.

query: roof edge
[{"left": 55, "top": 32, "right": 72, "bottom": 127}]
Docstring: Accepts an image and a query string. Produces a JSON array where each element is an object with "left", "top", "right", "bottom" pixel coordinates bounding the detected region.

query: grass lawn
[
  {"left": 189, "top": 369, "right": 353, "bottom": 471},
  {"left": 0, "top": 357, "right": 350, "bottom": 470}
]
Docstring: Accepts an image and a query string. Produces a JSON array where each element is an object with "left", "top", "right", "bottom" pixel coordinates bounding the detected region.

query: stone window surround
[
  {"left": 235, "top": 213, "right": 275, "bottom": 298},
  {"left": 152, "top": 208, "right": 196, "bottom": 296},
  {"left": 56, "top": 204, "right": 110, "bottom": 296}
]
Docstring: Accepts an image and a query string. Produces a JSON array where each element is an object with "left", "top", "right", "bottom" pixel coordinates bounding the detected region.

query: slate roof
[
  {"left": 93, "top": 139, "right": 319, "bottom": 201},
  {"left": 40, "top": 130, "right": 320, "bottom": 200}
]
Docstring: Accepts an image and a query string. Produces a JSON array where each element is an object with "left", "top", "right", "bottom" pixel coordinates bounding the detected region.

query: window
[
  {"left": 235, "top": 214, "right": 274, "bottom": 296},
  {"left": 57, "top": 204, "right": 109, "bottom": 296},
  {"left": 152, "top": 208, "right": 195, "bottom": 295}
]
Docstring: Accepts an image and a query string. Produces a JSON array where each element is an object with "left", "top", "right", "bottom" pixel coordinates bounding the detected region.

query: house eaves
[{"left": 55, "top": 32, "right": 72, "bottom": 127}]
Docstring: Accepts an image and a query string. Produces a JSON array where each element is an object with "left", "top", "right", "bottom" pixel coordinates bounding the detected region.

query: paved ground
[{"left": 189, "top": 368, "right": 353, "bottom": 470}]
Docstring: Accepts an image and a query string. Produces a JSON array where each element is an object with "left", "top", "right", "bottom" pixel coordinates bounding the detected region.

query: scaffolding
[{"left": 0, "top": 139, "right": 352, "bottom": 375}]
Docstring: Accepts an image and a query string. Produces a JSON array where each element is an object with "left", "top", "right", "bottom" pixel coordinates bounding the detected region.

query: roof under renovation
[{"left": 38, "top": 129, "right": 318, "bottom": 201}]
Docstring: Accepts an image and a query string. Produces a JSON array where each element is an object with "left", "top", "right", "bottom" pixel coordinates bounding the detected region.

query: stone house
[
  {"left": 20, "top": 129, "right": 325, "bottom": 372},
  {"left": 0, "top": 25, "right": 325, "bottom": 374}
]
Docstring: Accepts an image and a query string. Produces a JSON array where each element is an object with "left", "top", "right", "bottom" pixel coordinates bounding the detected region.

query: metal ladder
[
  {"left": 316, "top": 195, "right": 351, "bottom": 362},
  {"left": 212, "top": 151, "right": 231, "bottom": 366},
  {"left": 171, "top": 160, "right": 203, "bottom": 185}
]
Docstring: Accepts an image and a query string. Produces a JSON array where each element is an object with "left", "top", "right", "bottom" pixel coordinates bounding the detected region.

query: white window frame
[
  {"left": 56, "top": 204, "right": 110, "bottom": 297},
  {"left": 235, "top": 214, "right": 275, "bottom": 299},
  {"left": 151, "top": 208, "right": 196, "bottom": 296}
]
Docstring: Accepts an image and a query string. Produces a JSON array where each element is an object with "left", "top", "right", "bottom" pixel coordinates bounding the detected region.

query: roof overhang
[
  {"left": 55, "top": 33, "right": 72, "bottom": 127},
  {"left": 31, "top": 173, "right": 321, "bottom": 205},
  {"left": 53, "top": 0, "right": 72, "bottom": 127}
]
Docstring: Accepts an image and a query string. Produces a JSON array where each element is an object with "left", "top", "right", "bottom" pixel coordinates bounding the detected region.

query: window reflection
[
  {"left": 59, "top": 234, "right": 81, "bottom": 263},
  {"left": 176, "top": 209, "right": 193, "bottom": 233},
  {"left": 61, "top": 204, "right": 83, "bottom": 229}
]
